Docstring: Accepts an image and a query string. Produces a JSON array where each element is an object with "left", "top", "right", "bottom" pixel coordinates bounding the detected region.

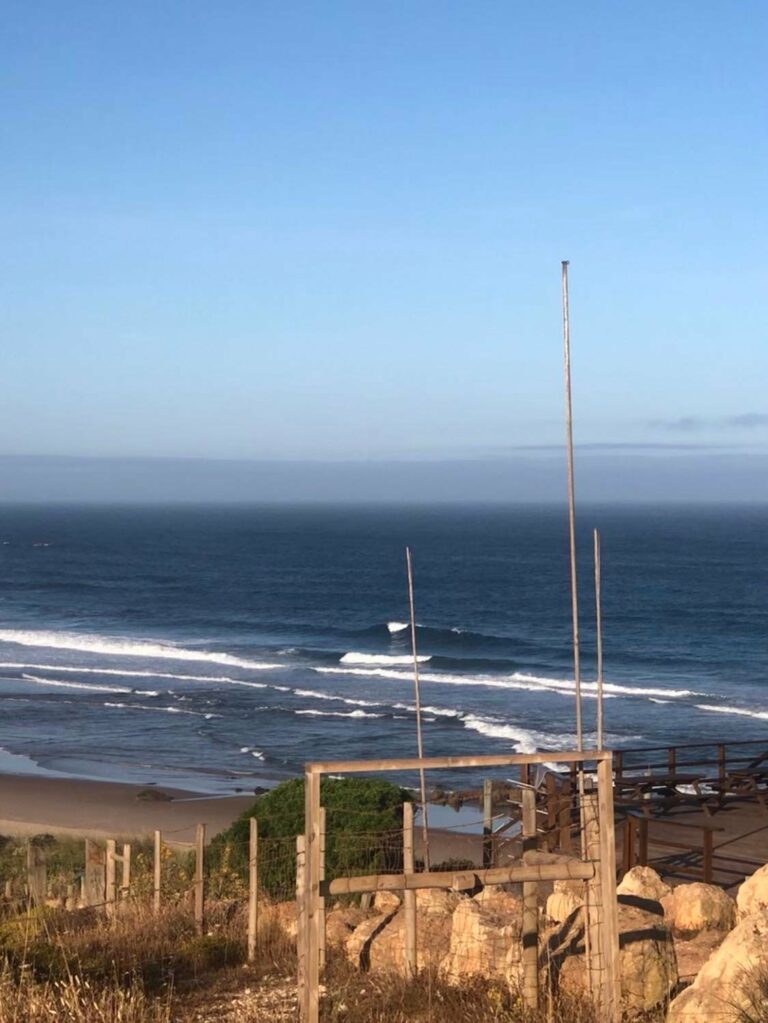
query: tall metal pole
[
  {"left": 594, "top": 528, "right": 604, "bottom": 750},
  {"left": 562, "top": 260, "right": 583, "bottom": 751},
  {"left": 406, "top": 546, "right": 431, "bottom": 870}
]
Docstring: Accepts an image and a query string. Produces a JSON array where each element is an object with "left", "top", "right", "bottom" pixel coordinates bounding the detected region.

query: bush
[{"left": 210, "top": 777, "right": 412, "bottom": 899}]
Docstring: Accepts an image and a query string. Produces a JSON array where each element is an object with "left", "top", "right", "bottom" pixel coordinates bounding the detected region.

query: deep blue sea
[{"left": 0, "top": 504, "right": 765, "bottom": 792}]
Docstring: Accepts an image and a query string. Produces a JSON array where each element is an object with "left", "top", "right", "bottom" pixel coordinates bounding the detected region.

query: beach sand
[{"left": 0, "top": 773, "right": 255, "bottom": 845}]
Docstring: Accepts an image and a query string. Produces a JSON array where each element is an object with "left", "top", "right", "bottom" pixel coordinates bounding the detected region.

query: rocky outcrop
[
  {"left": 667, "top": 910, "right": 768, "bottom": 1023},
  {"left": 326, "top": 905, "right": 366, "bottom": 948},
  {"left": 663, "top": 882, "right": 736, "bottom": 935},
  {"left": 617, "top": 865, "right": 671, "bottom": 903},
  {"left": 736, "top": 863, "right": 768, "bottom": 920},
  {"left": 440, "top": 892, "right": 522, "bottom": 985},
  {"left": 346, "top": 890, "right": 458, "bottom": 976}
]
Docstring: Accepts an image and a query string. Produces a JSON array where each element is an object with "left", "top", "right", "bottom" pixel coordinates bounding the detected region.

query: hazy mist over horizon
[{"left": 0, "top": 451, "right": 767, "bottom": 504}]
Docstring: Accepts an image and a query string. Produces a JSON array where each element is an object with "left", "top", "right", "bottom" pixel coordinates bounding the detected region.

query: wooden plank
[
  {"left": 583, "top": 795, "right": 603, "bottom": 1002},
  {"left": 318, "top": 807, "right": 327, "bottom": 971},
  {"left": 482, "top": 779, "right": 493, "bottom": 868},
  {"left": 84, "top": 839, "right": 105, "bottom": 909},
  {"left": 597, "top": 758, "right": 621, "bottom": 1023},
  {"left": 521, "top": 788, "right": 539, "bottom": 1011},
  {"left": 305, "top": 769, "right": 321, "bottom": 1023},
  {"left": 248, "top": 818, "right": 258, "bottom": 962},
  {"left": 403, "top": 800, "right": 416, "bottom": 976},
  {"left": 703, "top": 829, "right": 713, "bottom": 884},
  {"left": 105, "top": 839, "right": 116, "bottom": 920},
  {"left": 153, "top": 830, "right": 162, "bottom": 915},
  {"left": 296, "top": 835, "right": 308, "bottom": 1022},
  {"left": 194, "top": 823, "right": 205, "bottom": 935},
  {"left": 307, "top": 750, "right": 610, "bottom": 775},
  {"left": 324, "top": 860, "right": 594, "bottom": 897}
]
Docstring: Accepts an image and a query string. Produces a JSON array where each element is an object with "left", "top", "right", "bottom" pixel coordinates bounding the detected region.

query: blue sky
[{"left": 1, "top": 2, "right": 766, "bottom": 474}]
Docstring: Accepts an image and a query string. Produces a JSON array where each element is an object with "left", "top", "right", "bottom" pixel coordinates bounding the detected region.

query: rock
[
  {"left": 418, "top": 888, "right": 460, "bottom": 915},
  {"left": 269, "top": 901, "right": 298, "bottom": 941},
  {"left": 546, "top": 889, "right": 583, "bottom": 924},
  {"left": 346, "top": 912, "right": 395, "bottom": 970},
  {"left": 555, "top": 894, "right": 677, "bottom": 1013},
  {"left": 373, "top": 891, "right": 401, "bottom": 914},
  {"left": 617, "top": 865, "right": 671, "bottom": 903},
  {"left": 736, "top": 863, "right": 768, "bottom": 920},
  {"left": 369, "top": 904, "right": 454, "bottom": 975},
  {"left": 667, "top": 911, "right": 768, "bottom": 1023},
  {"left": 440, "top": 894, "right": 522, "bottom": 985},
  {"left": 326, "top": 905, "right": 366, "bottom": 948},
  {"left": 663, "top": 882, "right": 736, "bottom": 935}
]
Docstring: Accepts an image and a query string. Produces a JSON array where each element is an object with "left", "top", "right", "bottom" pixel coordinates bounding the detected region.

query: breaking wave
[
  {"left": 696, "top": 703, "right": 768, "bottom": 721},
  {"left": 340, "top": 652, "right": 430, "bottom": 666}
]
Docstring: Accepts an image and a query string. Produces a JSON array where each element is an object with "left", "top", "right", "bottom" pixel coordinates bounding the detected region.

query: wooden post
[
  {"left": 297, "top": 835, "right": 307, "bottom": 1021},
  {"left": 597, "top": 759, "right": 621, "bottom": 1023},
  {"left": 318, "top": 807, "right": 327, "bottom": 971},
  {"left": 717, "top": 744, "right": 727, "bottom": 785},
  {"left": 84, "top": 839, "right": 105, "bottom": 908},
  {"left": 668, "top": 747, "right": 677, "bottom": 774},
  {"left": 638, "top": 817, "right": 649, "bottom": 867},
  {"left": 403, "top": 800, "right": 417, "bottom": 976},
  {"left": 521, "top": 787, "right": 539, "bottom": 1011},
  {"left": 614, "top": 750, "right": 623, "bottom": 778},
  {"left": 405, "top": 546, "right": 430, "bottom": 871},
  {"left": 26, "top": 842, "right": 46, "bottom": 908},
  {"left": 105, "top": 839, "right": 116, "bottom": 919},
  {"left": 583, "top": 795, "right": 603, "bottom": 1002},
  {"left": 194, "top": 823, "right": 206, "bottom": 934},
  {"left": 296, "top": 834, "right": 306, "bottom": 1018},
  {"left": 623, "top": 816, "right": 636, "bottom": 874},
  {"left": 559, "top": 775, "right": 573, "bottom": 853},
  {"left": 121, "top": 843, "right": 131, "bottom": 900},
  {"left": 703, "top": 829, "right": 713, "bottom": 884},
  {"left": 545, "top": 773, "right": 557, "bottom": 851},
  {"left": 594, "top": 528, "right": 604, "bottom": 750},
  {"left": 153, "top": 830, "right": 162, "bottom": 915},
  {"left": 305, "top": 769, "right": 321, "bottom": 1023},
  {"left": 248, "top": 818, "right": 258, "bottom": 962},
  {"left": 482, "top": 779, "right": 493, "bottom": 868}
]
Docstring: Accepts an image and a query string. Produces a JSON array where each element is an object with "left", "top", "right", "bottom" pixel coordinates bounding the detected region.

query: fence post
[
  {"left": 703, "top": 828, "right": 713, "bottom": 884},
  {"left": 521, "top": 787, "right": 539, "bottom": 1011},
  {"left": 121, "top": 843, "right": 131, "bottom": 901},
  {"left": 403, "top": 800, "right": 417, "bottom": 976},
  {"left": 26, "top": 841, "right": 46, "bottom": 908},
  {"left": 296, "top": 834, "right": 308, "bottom": 1021},
  {"left": 248, "top": 818, "right": 258, "bottom": 962},
  {"left": 318, "top": 807, "right": 327, "bottom": 971},
  {"left": 717, "top": 744, "right": 726, "bottom": 785},
  {"left": 84, "top": 839, "right": 105, "bottom": 908},
  {"left": 305, "top": 768, "right": 321, "bottom": 1023},
  {"left": 153, "top": 830, "right": 162, "bottom": 915},
  {"left": 638, "top": 818, "right": 649, "bottom": 867},
  {"left": 482, "top": 779, "right": 493, "bottom": 868},
  {"left": 105, "top": 839, "right": 116, "bottom": 919},
  {"left": 194, "top": 824, "right": 206, "bottom": 934},
  {"left": 559, "top": 775, "right": 573, "bottom": 853},
  {"left": 597, "top": 758, "right": 621, "bottom": 1023}
]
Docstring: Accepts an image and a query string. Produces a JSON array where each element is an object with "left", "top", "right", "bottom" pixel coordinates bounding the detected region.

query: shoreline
[{"left": 0, "top": 772, "right": 255, "bottom": 844}]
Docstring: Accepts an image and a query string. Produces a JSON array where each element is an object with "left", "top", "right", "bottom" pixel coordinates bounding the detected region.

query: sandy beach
[{"left": 0, "top": 773, "right": 255, "bottom": 845}]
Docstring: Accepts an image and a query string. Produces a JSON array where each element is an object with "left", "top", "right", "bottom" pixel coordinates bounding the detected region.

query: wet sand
[{"left": 0, "top": 773, "right": 255, "bottom": 845}]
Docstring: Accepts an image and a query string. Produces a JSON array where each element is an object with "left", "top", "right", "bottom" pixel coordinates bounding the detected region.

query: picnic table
[{"left": 613, "top": 772, "right": 711, "bottom": 815}]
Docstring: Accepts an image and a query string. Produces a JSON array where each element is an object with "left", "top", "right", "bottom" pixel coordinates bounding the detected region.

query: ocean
[{"left": 0, "top": 504, "right": 765, "bottom": 793}]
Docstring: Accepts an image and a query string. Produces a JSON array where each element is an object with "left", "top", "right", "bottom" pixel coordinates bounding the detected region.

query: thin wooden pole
[
  {"left": 153, "top": 830, "right": 162, "bottom": 915},
  {"left": 597, "top": 758, "right": 621, "bottom": 1022},
  {"left": 318, "top": 807, "right": 327, "bottom": 971},
  {"left": 248, "top": 818, "right": 258, "bottom": 962},
  {"left": 121, "top": 843, "right": 131, "bottom": 900},
  {"left": 562, "top": 260, "right": 583, "bottom": 751},
  {"left": 105, "top": 839, "right": 116, "bottom": 919},
  {"left": 521, "top": 788, "right": 539, "bottom": 1011},
  {"left": 403, "top": 800, "right": 417, "bottom": 976},
  {"left": 594, "top": 528, "right": 604, "bottom": 750},
  {"left": 482, "top": 779, "right": 493, "bottom": 868},
  {"left": 305, "top": 769, "right": 321, "bottom": 1023},
  {"left": 405, "top": 546, "right": 430, "bottom": 871},
  {"left": 296, "top": 834, "right": 308, "bottom": 1021},
  {"left": 194, "top": 823, "right": 205, "bottom": 935}
]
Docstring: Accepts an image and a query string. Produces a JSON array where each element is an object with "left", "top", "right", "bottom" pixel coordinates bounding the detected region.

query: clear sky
[{"left": 1, "top": 2, "right": 766, "bottom": 484}]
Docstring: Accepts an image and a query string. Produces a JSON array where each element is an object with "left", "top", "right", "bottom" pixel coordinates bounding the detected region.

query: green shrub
[{"left": 209, "top": 777, "right": 412, "bottom": 899}]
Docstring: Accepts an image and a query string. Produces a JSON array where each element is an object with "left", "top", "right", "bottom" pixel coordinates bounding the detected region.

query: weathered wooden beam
[
  {"left": 323, "top": 860, "right": 594, "bottom": 897},
  {"left": 403, "top": 801, "right": 416, "bottom": 976},
  {"left": 247, "top": 818, "right": 258, "bottom": 962},
  {"left": 521, "top": 789, "right": 539, "bottom": 1012},
  {"left": 307, "top": 750, "right": 609, "bottom": 775}
]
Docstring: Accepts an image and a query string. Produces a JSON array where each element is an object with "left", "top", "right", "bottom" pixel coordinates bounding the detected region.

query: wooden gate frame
[{"left": 299, "top": 750, "right": 620, "bottom": 1023}]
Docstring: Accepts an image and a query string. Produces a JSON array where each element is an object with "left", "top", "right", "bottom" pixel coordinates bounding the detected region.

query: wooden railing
[{"left": 613, "top": 738, "right": 768, "bottom": 783}]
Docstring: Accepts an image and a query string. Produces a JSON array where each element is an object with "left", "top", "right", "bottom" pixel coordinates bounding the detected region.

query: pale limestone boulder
[
  {"left": 440, "top": 895, "right": 522, "bottom": 985},
  {"left": 546, "top": 889, "right": 583, "bottom": 924},
  {"left": 617, "top": 865, "right": 671, "bottom": 903},
  {"left": 373, "top": 890, "right": 401, "bottom": 914},
  {"left": 346, "top": 912, "right": 395, "bottom": 969},
  {"left": 667, "top": 911, "right": 768, "bottom": 1023},
  {"left": 418, "top": 888, "right": 459, "bottom": 915},
  {"left": 663, "top": 882, "right": 735, "bottom": 935},
  {"left": 269, "top": 900, "right": 298, "bottom": 941},
  {"left": 367, "top": 901, "right": 455, "bottom": 975},
  {"left": 325, "top": 905, "right": 366, "bottom": 948},
  {"left": 736, "top": 863, "right": 768, "bottom": 920},
  {"left": 556, "top": 896, "right": 677, "bottom": 1012}
]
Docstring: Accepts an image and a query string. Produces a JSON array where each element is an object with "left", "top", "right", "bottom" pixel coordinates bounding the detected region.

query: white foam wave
[
  {"left": 340, "top": 652, "right": 430, "bottom": 666},
  {"left": 292, "top": 688, "right": 382, "bottom": 708},
  {"left": 21, "top": 673, "right": 132, "bottom": 694},
  {"left": 103, "top": 702, "right": 221, "bottom": 718},
  {"left": 696, "top": 704, "right": 768, "bottom": 721},
  {"left": 460, "top": 715, "right": 570, "bottom": 754},
  {"left": 387, "top": 622, "right": 408, "bottom": 634},
  {"left": 295, "top": 709, "right": 383, "bottom": 719},
  {"left": 0, "top": 662, "right": 269, "bottom": 689},
  {"left": 315, "top": 665, "right": 694, "bottom": 700},
  {"left": 0, "top": 630, "right": 281, "bottom": 672}
]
